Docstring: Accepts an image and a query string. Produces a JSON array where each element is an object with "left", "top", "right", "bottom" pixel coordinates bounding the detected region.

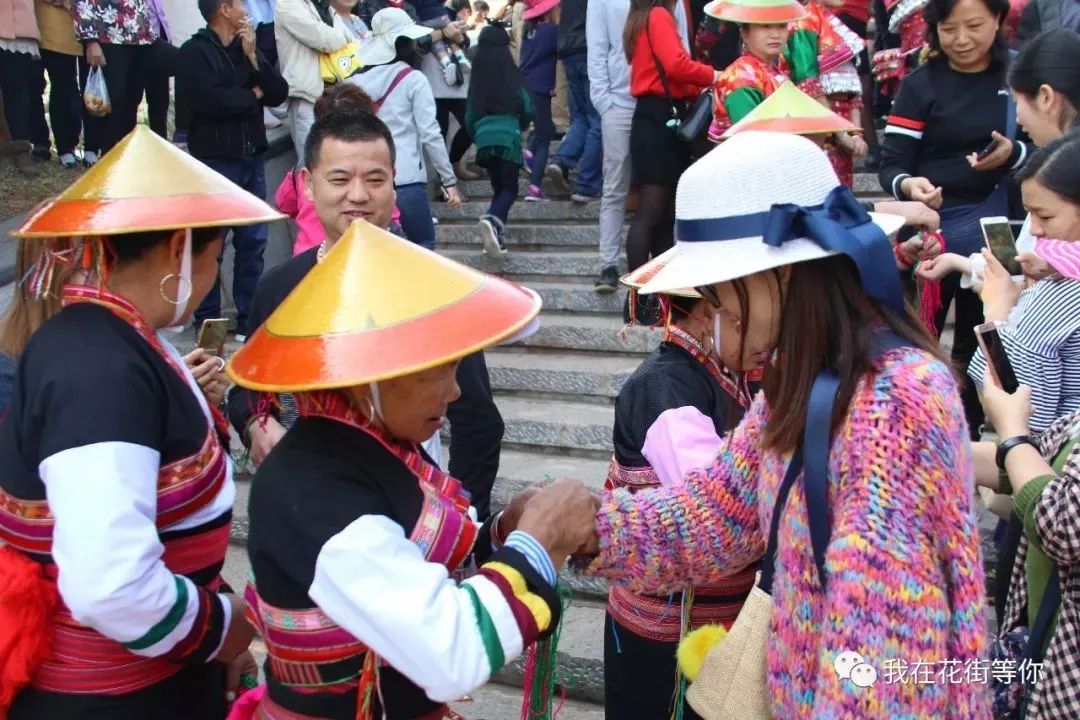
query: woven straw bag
[{"left": 685, "top": 580, "right": 772, "bottom": 719}]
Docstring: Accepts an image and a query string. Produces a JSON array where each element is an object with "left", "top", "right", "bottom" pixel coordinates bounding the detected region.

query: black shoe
[
  {"left": 31, "top": 145, "right": 52, "bottom": 162},
  {"left": 545, "top": 160, "right": 571, "bottom": 194},
  {"left": 595, "top": 265, "right": 619, "bottom": 294}
]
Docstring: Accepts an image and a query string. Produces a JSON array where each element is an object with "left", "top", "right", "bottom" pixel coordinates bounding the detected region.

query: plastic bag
[{"left": 83, "top": 67, "right": 112, "bottom": 117}]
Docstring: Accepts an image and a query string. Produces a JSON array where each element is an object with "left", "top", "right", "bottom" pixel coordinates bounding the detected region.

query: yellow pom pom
[{"left": 676, "top": 624, "right": 728, "bottom": 682}]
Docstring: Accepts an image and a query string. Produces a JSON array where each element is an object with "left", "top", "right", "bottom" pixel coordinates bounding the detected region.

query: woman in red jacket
[{"left": 622, "top": 0, "right": 718, "bottom": 323}]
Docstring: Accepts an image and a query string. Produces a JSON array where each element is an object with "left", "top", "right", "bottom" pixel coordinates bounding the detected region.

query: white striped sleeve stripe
[
  {"left": 885, "top": 125, "right": 923, "bottom": 140},
  {"left": 505, "top": 531, "right": 557, "bottom": 587},
  {"left": 891, "top": 173, "right": 911, "bottom": 200}
]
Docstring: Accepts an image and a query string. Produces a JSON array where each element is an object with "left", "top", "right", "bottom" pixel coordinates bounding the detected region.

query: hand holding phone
[
  {"left": 196, "top": 318, "right": 230, "bottom": 358},
  {"left": 976, "top": 137, "right": 1000, "bottom": 162},
  {"left": 976, "top": 321, "right": 1019, "bottom": 394},
  {"left": 980, "top": 216, "right": 1022, "bottom": 276}
]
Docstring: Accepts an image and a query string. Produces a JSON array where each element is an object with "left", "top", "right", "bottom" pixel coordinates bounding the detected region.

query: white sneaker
[{"left": 478, "top": 217, "right": 507, "bottom": 268}]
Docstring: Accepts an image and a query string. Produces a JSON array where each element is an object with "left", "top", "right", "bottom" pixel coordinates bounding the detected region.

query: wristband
[{"left": 996, "top": 435, "right": 1037, "bottom": 471}]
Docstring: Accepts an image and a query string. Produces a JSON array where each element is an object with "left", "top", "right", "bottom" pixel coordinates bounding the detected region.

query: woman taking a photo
[
  {"left": 0, "top": 127, "right": 279, "bottom": 718},
  {"left": 623, "top": 0, "right": 718, "bottom": 321},
  {"left": 878, "top": 0, "right": 1028, "bottom": 437},
  {"left": 352, "top": 7, "right": 463, "bottom": 250},
  {"left": 972, "top": 136, "right": 1080, "bottom": 714},
  {"left": 588, "top": 132, "right": 991, "bottom": 717}
]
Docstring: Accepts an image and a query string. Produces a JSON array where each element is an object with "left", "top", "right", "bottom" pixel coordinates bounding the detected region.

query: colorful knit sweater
[{"left": 590, "top": 347, "right": 992, "bottom": 719}]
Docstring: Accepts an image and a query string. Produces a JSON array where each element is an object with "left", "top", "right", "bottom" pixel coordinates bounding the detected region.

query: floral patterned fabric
[
  {"left": 784, "top": 1, "right": 855, "bottom": 96},
  {"left": 73, "top": 0, "right": 158, "bottom": 45},
  {"left": 708, "top": 52, "right": 787, "bottom": 141}
]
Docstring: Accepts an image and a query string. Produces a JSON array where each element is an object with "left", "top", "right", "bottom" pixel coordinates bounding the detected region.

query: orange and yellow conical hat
[
  {"left": 722, "top": 82, "right": 860, "bottom": 138},
  {"left": 704, "top": 0, "right": 808, "bottom": 24},
  {"left": 13, "top": 125, "right": 283, "bottom": 238},
  {"left": 227, "top": 221, "right": 543, "bottom": 392},
  {"left": 621, "top": 248, "right": 700, "bottom": 298}
]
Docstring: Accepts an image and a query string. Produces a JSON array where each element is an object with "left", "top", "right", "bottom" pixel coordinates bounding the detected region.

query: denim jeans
[
  {"left": 193, "top": 156, "right": 269, "bottom": 334},
  {"left": 395, "top": 182, "right": 437, "bottom": 249},
  {"left": 528, "top": 91, "right": 555, "bottom": 188},
  {"left": 553, "top": 53, "right": 602, "bottom": 196}
]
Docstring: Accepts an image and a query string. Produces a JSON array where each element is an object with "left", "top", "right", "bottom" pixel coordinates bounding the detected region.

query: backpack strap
[
  {"left": 760, "top": 330, "right": 910, "bottom": 595},
  {"left": 1026, "top": 566, "right": 1061, "bottom": 663},
  {"left": 375, "top": 67, "right": 414, "bottom": 110}
]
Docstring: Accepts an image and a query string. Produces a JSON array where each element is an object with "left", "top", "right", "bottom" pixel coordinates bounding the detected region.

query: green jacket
[{"left": 465, "top": 88, "right": 533, "bottom": 165}]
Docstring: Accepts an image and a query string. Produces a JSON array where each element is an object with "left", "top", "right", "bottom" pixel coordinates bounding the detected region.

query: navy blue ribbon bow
[{"left": 675, "top": 185, "right": 903, "bottom": 313}]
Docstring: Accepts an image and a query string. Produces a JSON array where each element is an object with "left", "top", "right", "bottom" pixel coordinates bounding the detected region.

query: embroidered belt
[
  {"left": 604, "top": 458, "right": 661, "bottom": 492},
  {"left": 255, "top": 692, "right": 465, "bottom": 720},
  {"left": 245, "top": 585, "right": 368, "bottom": 691},
  {"left": 32, "top": 574, "right": 226, "bottom": 695},
  {"left": 607, "top": 575, "right": 756, "bottom": 643}
]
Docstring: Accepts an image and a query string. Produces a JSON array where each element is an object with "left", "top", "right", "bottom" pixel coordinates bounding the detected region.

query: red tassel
[
  {"left": 919, "top": 278, "right": 943, "bottom": 336},
  {"left": 0, "top": 547, "right": 58, "bottom": 713}
]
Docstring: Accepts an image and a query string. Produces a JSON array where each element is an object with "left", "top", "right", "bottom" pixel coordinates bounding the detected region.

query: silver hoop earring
[{"left": 159, "top": 273, "right": 192, "bottom": 306}]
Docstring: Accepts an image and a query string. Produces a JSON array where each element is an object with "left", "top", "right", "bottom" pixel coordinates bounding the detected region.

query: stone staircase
[{"left": 217, "top": 169, "right": 895, "bottom": 715}]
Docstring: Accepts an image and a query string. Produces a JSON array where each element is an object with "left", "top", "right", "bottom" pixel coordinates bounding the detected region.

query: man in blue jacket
[{"left": 178, "top": 0, "right": 288, "bottom": 338}]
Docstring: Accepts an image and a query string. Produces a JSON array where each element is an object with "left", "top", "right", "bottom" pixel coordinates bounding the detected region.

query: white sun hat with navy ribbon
[{"left": 639, "top": 132, "right": 907, "bottom": 313}]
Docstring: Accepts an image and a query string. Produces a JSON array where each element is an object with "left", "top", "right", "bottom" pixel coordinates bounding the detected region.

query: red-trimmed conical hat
[
  {"left": 227, "top": 220, "right": 543, "bottom": 392},
  {"left": 12, "top": 125, "right": 282, "bottom": 238},
  {"left": 704, "top": 0, "right": 808, "bottom": 23},
  {"left": 722, "top": 81, "right": 860, "bottom": 138}
]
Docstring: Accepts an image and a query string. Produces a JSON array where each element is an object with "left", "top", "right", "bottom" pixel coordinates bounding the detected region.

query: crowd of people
[{"left": 1, "top": 0, "right": 1080, "bottom": 717}]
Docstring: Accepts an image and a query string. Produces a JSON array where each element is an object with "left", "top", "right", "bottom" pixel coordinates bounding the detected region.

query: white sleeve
[
  {"left": 310, "top": 515, "right": 558, "bottom": 703},
  {"left": 586, "top": 0, "right": 612, "bottom": 115},
  {"left": 276, "top": 0, "right": 350, "bottom": 52},
  {"left": 412, "top": 75, "right": 456, "bottom": 187},
  {"left": 42, "top": 442, "right": 229, "bottom": 659}
]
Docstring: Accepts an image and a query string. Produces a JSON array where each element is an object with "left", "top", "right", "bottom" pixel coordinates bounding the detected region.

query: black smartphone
[
  {"left": 976, "top": 321, "right": 1019, "bottom": 394},
  {"left": 976, "top": 137, "right": 1000, "bottom": 161}
]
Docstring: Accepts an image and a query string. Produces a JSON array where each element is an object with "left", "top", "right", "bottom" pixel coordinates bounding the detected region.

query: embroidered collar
[
  {"left": 295, "top": 389, "right": 472, "bottom": 512},
  {"left": 62, "top": 284, "right": 231, "bottom": 441},
  {"left": 663, "top": 325, "right": 752, "bottom": 410}
]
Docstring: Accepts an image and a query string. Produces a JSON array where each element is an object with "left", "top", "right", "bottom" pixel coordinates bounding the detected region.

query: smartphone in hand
[
  {"left": 980, "top": 216, "right": 1022, "bottom": 275},
  {"left": 196, "top": 318, "right": 229, "bottom": 358},
  {"left": 976, "top": 137, "right": 1000, "bottom": 162},
  {"left": 976, "top": 321, "right": 1019, "bottom": 394}
]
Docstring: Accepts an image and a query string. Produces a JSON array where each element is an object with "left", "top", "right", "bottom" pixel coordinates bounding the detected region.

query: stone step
[
  {"left": 527, "top": 280, "right": 627, "bottom": 314},
  {"left": 487, "top": 448, "right": 611, "bottom": 509},
  {"left": 494, "top": 395, "right": 614, "bottom": 455},
  {"left": 437, "top": 222, "right": 603, "bottom": 250},
  {"left": 434, "top": 200, "right": 600, "bottom": 223},
  {"left": 450, "top": 171, "right": 883, "bottom": 200},
  {"left": 516, "top": 313, "right": 660, "bottom": 355},
  {"left": 488, "top": 348, "right": 637, "bottom": 400},
  {"left": 451, "top": 680, "right": 604, "bottom": 719},
  {"left": 445, "top": 249, "right": 600, "bottom": 278},
  {"left": 492, "top": 597, "right": 606, "bottom": 705}
]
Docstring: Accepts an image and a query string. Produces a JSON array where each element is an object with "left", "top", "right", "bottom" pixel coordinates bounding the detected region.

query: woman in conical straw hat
[
  {"left": 703, "top": 0, "right": 805, "bottom": 142},
  {"left": 0, "top": 125, "right": 282, "bottom": 719},
  {"left": 227, "top": 221, "right": 599, "bottom": 720},
  {"left": 605, "top": 253, "right": 759, "bottom": 719},
  {"left": 584, "top": 132, "right": 992, "bottom": 718}
]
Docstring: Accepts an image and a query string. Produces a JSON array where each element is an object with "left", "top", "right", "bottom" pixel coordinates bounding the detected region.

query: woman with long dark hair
[
  {"left": 972, "top": 133, "right": 1080, "bottom": 720},
  {"left": 466, "top": 24, "right": 533, "bottom": 260},
  {"left": 878, "top": 0, "right": 1028, "bottom": 438},
  {"left": 587, "top": 132, "right": 991, "bottom": 717},
  {"left": 622, "top": 0, "right": 718, "bottom": 321}
]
